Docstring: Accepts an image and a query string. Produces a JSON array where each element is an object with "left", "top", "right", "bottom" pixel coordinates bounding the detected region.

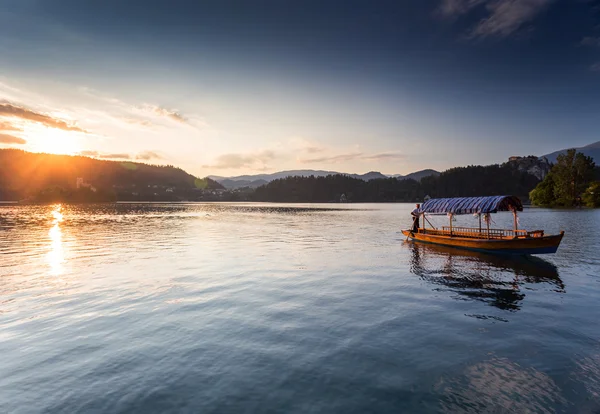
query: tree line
[
  {"left": 530, "top": 149, "right": 599, "bottom": 207},
  {"left": 252, "top": 162, "right": 542, "bottom": 203},
  {"left": 0, "top": 149, "right": 223, "bottom": 201}
]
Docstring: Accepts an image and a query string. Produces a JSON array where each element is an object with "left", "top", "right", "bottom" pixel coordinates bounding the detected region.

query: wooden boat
[{"left": 402, "top": 195, "right": 564, "bottom": 255}]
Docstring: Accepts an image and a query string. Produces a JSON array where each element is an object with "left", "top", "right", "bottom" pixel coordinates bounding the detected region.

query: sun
[{"left": 24, "top": 125, "right": 83, "bottom": 155}]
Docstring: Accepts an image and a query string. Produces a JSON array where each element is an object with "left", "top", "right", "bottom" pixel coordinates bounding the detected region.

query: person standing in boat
[{"left": 411, "top": 204, "right": 421, "bottom": 232}]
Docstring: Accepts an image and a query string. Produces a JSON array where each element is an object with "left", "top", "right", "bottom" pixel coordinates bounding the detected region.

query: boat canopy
[{"left": 418, "top": 195, "right": 523, "bottom": 215}]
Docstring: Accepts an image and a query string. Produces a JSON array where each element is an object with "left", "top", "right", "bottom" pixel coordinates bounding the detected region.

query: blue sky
[{"left": 1, "top": 0, "right": 599, "bottom": 176}]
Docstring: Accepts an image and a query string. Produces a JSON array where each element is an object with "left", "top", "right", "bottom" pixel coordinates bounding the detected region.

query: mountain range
[
  {"left": 209, "top": 169, "right": 441, "bottom": 189},
  {"left": 211, "top": 141, "right": 600, "bottom": 189},
  {"left": 542, "top": 140, "right": 600, "bottom": 164}
]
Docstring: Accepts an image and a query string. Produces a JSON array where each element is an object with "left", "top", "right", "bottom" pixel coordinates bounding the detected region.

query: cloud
[
  {"left": 581, "top": 36, "right": 600, "bottom": 47},
  {"left": 287, "top": 137, "right": 327, "bottom": 154},
  {"left": 143, "top": 105, "right": 187, "bottom": 123},
  {"left": 136, "top": 151, "right": 165, "bottom": 160},
  {"left": 79, "top": 87, "right": 197, "bottom": 128},
  {"left": 591, "top": 62, "right": 600, "bottom": 72},
  {"left": 101, "top": 153, "right": 131, "bottom": 159},
  {"left": 0, "top": 133, "right": 26, "bottom": 144},
  {"left": 304, "top": 146, "right": 325, "bottom": 154},
  {"left": 361, "top": 152, "right": 406, "bottom": 162},
  {"left": 300, "top": 151, "right": 405, "bottom": 164},
  {"left": 300, "top": 152, "right": 364, "bottom": 164},
  {"left": 78, "top": 150, "right": 166, "bottom": 161},
  {"left": 203, "top": 150, "right": 277, "bottom": 170},
  {"left": 0, "top": 101, "right": 88, "bottom": 133},
  {"left": 438, "top": 0, "right": 553, "bottom": 38},
  {"left": 438, "top": 0, "right": 485, "bottom": 17},
  {"left": 121, "top": 117, "right": 155, "bottom": 128},
  {"left": 78, "top": 150, "right": 130, "bottom": 160},
  {"left": 79, "top": 150, "right": 100, "bottom": 157},
  {"left": 471, "top": 0, "right": 553, "bottom": 38},
  {"left": 0, "top": 121, "right": 20, "bottom": 131}
]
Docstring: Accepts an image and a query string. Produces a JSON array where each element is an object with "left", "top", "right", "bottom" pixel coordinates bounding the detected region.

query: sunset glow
[
  {"left": 25, "top": 126, "right": 83, "bottom": 156},
  {"left": 0, "top": 1, "right": 599, "bottom": 177}
]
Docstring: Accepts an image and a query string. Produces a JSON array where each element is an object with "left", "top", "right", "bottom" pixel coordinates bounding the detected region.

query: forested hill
[
  {"left": 252, "top": 163, "right": 541, "bottom": 203},
  {"left": 0, "top": 149, "right": 223, "bottom": 201}
]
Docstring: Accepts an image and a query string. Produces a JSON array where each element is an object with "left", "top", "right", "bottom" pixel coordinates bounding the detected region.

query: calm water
[{"left": 1, "top": 203, "right": 599, "bottom": 413}]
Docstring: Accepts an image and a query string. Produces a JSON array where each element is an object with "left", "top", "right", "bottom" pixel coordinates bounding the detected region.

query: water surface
[{"left": 1, "top": 203, "right": 599, "bottom": 413}]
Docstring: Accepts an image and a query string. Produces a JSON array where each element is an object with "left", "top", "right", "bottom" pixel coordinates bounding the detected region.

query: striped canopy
[{"left": 418, "top": 196, "right": 523, "bottom": 215}]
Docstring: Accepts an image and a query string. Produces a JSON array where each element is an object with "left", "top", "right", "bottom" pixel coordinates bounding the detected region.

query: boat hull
[{"left": 402, "top": 230, "right": 564, "bottom": 255}]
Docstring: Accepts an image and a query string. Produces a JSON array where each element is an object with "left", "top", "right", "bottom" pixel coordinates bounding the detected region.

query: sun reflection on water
[{"left": 47, "top": 204, "right": 64, "bottom": 276}]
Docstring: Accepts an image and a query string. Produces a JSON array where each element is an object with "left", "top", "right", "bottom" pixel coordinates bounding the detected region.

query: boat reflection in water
[{"left": 407, "top": 241, "right": 563, "bottom": 311}]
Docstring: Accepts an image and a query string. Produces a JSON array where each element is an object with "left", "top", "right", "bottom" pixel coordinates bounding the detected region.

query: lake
[{"left": 1, "top": 203, "right": 599, "bottom": 413}]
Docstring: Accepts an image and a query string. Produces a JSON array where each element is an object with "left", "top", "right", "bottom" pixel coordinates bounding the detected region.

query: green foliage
[
  {"left": 120, "top": 162, "right": 138, "bottom": 170},
  {"left": 553, "top": 149, "right": 595, "bottom": 206},
  {"left": 194, "top": 178, "right": 209, "bottom": 189},
  {"left": 530, "top": 149, "right": 596, "bottom": 207},
  {"left": 420, "top": 164, "right": 539, "bottom": 199},
  {"left": 529, "top": 173, "right": 556, "bottom": 206},
  {"left": 582, "top": 182, "right": 600, "bottom": 207}
]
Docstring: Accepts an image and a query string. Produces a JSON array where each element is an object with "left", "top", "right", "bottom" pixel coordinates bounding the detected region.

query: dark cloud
[
  {"left": 0, "top": 102, "right": 88, "bottom": 133},
  {"left": 0, "top": 133, "right": 26, "bottom": 144}
]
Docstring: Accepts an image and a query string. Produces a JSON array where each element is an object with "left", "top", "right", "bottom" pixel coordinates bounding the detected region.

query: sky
[{"left": 1, "top": 0, "right": 599, "bottom": 177}]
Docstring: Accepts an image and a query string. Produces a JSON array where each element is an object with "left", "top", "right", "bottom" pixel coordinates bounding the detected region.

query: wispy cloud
[
  {"left": 79, "top": 150, "right": 130, "bottom": 159},
  {"left": 78, "top": 86, "right": 199, "bottom": 128},
  {"left": 472, "top": 0, "right": 552, "bottom": 38},
  {"left": 79, "top": 150, "right": 166, "bottom": 161},
  {"left": 304, "top": 146, "right": 325, "bottom": 154},
  {"left": 0, "top": 133, "right": 26, "bottom": 144},
  {"left": 362, "top": 152, "right": 406, "bottom": 162},
  {"left": 300, "top": 152, "right": 363, "bottom": 164},
  {"left": 299, "top": 151, "right": 405, "bottom": 164},
  {"left": 0, "top": 121, "right": 20, "bottom": 131},
  {"left": 203, "top": 150, "right": 277, "bottom": 170},
  {"left": 79, "top": 150, "right": 101, "bottom": 157},
  {"left": 120, "top": 117, "right": 155, "bottom": 128},
  {"left": 136, "top": 150, "right": 165, "bottom": 160},
  {"left": 0, "top": 101, "right": 88, "bottom": 133},
  {"left": 438, "top": 0, "right": 485, "bottom": 17},
  {"left": 144, "top": 105, "right": 187, "bottom": 124},
  {"left": 591, "top": 62, "right": 600, "bottom": 72},
  {"left": 581, "top": 36, "right": 600, "bottom": 47},
  {"left": 438, "top": 0, "right": 553, "bottom": 38}
]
